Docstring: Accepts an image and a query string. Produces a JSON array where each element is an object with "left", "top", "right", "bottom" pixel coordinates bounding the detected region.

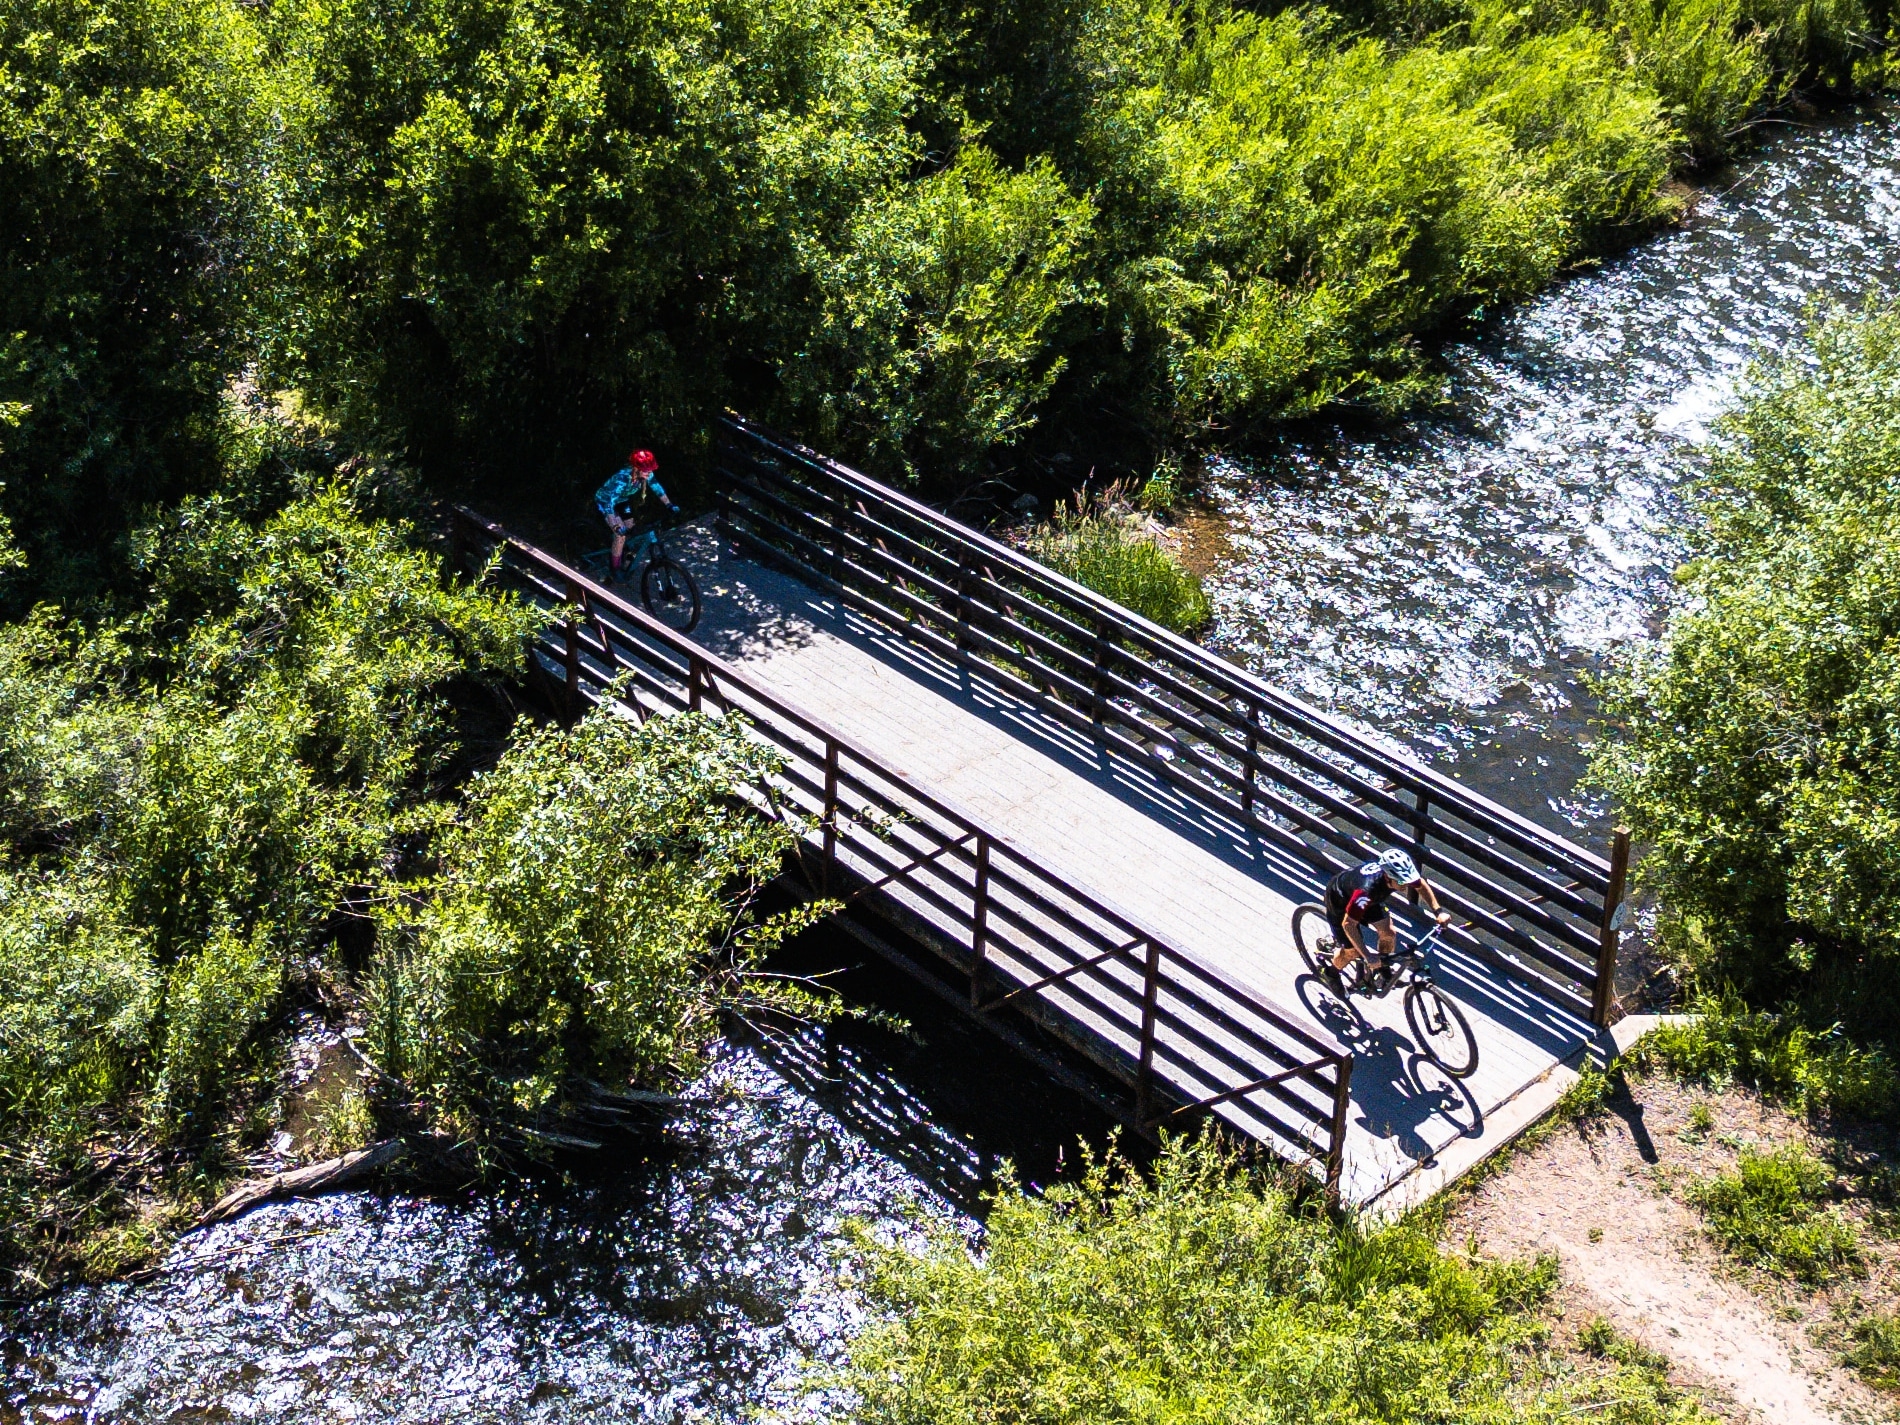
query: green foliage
[
  {"left": 784, "top": 146, "right": 1095, "bottom": 484},
  {"left": 1064, "top": 0, "right": 1680, "bottom": 435},
  {"left": 1602, "top": 0, "right": 1774, "bottom": 157},
  {"left": 373, "top": 701, "right": 828, "bottom": 1147},
  {"left": 1689, "top": 1145, "right": 1863, "bottom": 1284},
  {"left": 1025, "top": 490, "right": 1212, "bottom": 633},
  {"left": 0, "top": 475, "right": 540, "bottom": 1291},
  {"left": 1846, "top": 1309, "right": 1900, "bottom": 1388},
  {"left": 1630, "top": 997, "right": 1898, "bottom": 1118},
  {"left": 265, "top": 0, "right": 924, "bottom": 473},
  {"left": 0, "top": 0, "right": 266, "bottom": 596},
  {"left": 1578, "top": 1315, "right": 1675, "bottom": 1373},
  {"left": 825, "top": 1134, "right": 1717, "bottom": 1423},
  {"left": 1591, "top": 303, "right": 1900, "bottom": 1037}
]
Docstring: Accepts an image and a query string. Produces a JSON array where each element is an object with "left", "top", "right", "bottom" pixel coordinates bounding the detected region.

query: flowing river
[{"left": 6, "top": 103, "right": 1900, "bottom": 1425}]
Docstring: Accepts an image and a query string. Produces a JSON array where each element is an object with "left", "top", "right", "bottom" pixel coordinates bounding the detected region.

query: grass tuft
[
  {"left": 1630, "top": 996, "right": 1897, "bottom": 1120},
  {"left": 1024, "top": 489, "right": 1212, "bottom": 635},
  {"left": 1689, "top": 1145, "right": 1863, "bottom": 1286},
  {"left": 1846, "top": 1310, "right": 1900, "bottom": 1388}
]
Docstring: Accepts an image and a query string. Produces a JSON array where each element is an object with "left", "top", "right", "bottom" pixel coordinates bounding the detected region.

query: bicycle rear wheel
[
  {"left": 640, "top": 556, "right": 701, "bottom": 633},
  {"left": 1404, "top": 981, "right": 1478, "bottom": 1078}
]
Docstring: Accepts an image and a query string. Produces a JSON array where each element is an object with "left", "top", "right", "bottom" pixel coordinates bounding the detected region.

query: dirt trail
[{"left": 1449, "top": 1088, "right": 1887, "bottom": 1424}]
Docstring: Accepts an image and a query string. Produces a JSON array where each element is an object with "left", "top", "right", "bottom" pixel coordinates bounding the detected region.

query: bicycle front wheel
[
  {"left": 1404, "top": 982, "right": 1478, "bottom": 1078},
  {"left": 1291, "top": 903, "right": 1335, "bottom": 979},
  {"left": 641, "top": 556, "right": 701, "bottom": 633}
]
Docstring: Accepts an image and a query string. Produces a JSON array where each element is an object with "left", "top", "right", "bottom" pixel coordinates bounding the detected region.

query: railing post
[
  {"left": 1325, "top": 1054, "right": 1354, "bottom": 1208},
  {"left": 1135, "top": 938, "right": 1161, "bottom": 1126},
  {"left": 562, "top": 576, "right": 582, "bottom": 717},
  {"left": 689, "top": 657, "right": 703, "bottom": 713},
  {"left": 1411, "top": 787, "right": 1431, "bottom": 867},
  {"left": 956, "top": 554, "right": 975, "bottom": 659},
  {"left": 1241, "top": 699, "right": 1259, "bottom": 818},
  {"left": 829, "top": 474, "right": 848, "bottom": 588},
  {"left": 823, "top": 741, "right": 840, "bottom": 893},
  {"left": 1592, "top": 827, "right": 1632, "bottom": 1026},
  {"left": 1092, "top": 619, "right": 1113, "bottom": 728},
  {"left": 969, "top": 834, "right": 992, "bottom": 1008}
]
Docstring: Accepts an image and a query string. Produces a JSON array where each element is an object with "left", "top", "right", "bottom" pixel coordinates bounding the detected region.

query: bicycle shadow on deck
[{"left": 1294, "top": 975, "right": 1484, "bottom": 1185}]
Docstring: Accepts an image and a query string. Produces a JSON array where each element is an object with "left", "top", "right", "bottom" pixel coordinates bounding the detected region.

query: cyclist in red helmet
[{"left": 595, "top": 449, "right": 678, "bottom": 582}]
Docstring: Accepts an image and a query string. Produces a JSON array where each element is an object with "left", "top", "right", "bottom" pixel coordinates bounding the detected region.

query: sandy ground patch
[{"left": 1447, "top": 1077, "right": 1894, "bottom": 1424}]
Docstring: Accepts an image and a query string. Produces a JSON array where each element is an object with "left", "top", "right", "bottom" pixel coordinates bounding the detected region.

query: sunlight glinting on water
[{"left": 1202, "top": 108, "right": 1900, "bottom": 835}]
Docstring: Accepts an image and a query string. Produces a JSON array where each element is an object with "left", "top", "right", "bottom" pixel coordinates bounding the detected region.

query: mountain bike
[
  {"left": 1291, "top": 904, "right": 1479, "bottom": 1078},
  {"left": 581, "top": 520, "right": 701, "bottom": 634}
]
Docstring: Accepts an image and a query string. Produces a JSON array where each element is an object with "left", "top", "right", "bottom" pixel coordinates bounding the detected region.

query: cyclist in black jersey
[{"left": 1322, "top": 848, "right": 1451, "bottom": 994}]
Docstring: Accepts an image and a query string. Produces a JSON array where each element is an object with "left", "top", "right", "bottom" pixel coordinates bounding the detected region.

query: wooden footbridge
[{"left": 449, "top": 416, "right": 1632, "bottom": 1208}]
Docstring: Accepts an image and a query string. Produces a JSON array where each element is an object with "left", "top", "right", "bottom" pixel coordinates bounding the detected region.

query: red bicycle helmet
[{"left": 629, "top": 449, "right": 658, "bottom": 473}]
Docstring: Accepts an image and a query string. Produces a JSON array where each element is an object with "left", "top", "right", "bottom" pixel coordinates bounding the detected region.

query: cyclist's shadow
[{"left": 1297, "top": 975, "right": 1482, "bottom": 1167}]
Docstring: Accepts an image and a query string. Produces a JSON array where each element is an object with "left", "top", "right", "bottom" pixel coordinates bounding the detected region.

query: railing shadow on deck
[
  {"left": 447, "top": 507, "right": 1358, "bottom": 1203},
  {"left": 714, "top": 413, "right": 1632, "bottom": 1030}
]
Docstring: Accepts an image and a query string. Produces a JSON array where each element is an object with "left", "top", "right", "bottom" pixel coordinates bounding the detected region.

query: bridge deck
[{"left": 674, "top": 521, "right": 1597, "bottom": 1208}]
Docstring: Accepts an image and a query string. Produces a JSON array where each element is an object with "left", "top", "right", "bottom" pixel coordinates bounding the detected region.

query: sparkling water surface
[
  {"left": 9, "top": 106, "right": 1900, "bottom": 1425},
  {"left": 1201, "top": 105, "right": 1900, "bottom": 835}
]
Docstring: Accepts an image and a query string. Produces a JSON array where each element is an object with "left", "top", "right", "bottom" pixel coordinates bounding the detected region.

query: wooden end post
[
  {"left": 969, "top": 834, "right": 992, "bottom": 1008},
  {"left": 1592, "top": 827, "right": 1632, "bottom": 1026},
  {"left": 1325, "top": 1053, "right": 1353, "bottom": 1208},
  {"left": 1135, "top": 939, "right": 1161, "bottom": 1127}
]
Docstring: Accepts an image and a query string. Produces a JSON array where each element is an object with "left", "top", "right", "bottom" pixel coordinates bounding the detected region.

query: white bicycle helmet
[{"left": 1378, "top": 848, "right": 1421, "bottom": 884}]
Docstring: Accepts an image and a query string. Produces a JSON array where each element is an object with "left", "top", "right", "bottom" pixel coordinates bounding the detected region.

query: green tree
[
  {"left": 1067, "top": 1, "right": 1678, "bottom": 437},
  {"left": 372, "top": 702, "right": 829, "bottom": 1149},
  {"left": 783, "top": 145, "right": 1095, "bottom": 485},
  {"left": 264, "top": 0, "right": 924, "bottom": 479},
  {"left": 824, "top": 1135, "right": 1714, "bottom": 1423},
  {"left": 1591, "top": 302, "right": 1900, "bottom": 1035},
  {"left": 0, "top": 0, "right": 264, "bottom": 596}
]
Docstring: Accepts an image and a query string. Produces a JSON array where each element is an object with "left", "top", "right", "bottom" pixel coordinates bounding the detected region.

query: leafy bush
[
  {"left": 784, "top": 146, "right": 1095, "bottom": 485},
  {"left": 0, "top": 477, "right": 540, "bottom": 1290},
  {"left": 1024, "top": 491, "right": 1212, "bottom": 633},
  {"left": 1689, "top": 1145, "right": 1863, "bottom": 1284},
  {"left": 1631, "top": 997, "right": 1898, "bottom": 1118},
  {"left": 0, "top": 0, "right": 266, "bottom": 598},
  {"left": 373, "top": 702, "right": 828, "bottom": 1148},
  {"left": 265, "top": 0, "right": 924, "bottom": 474},
  {"left": 826, "top": 1135, "right": 1717, "bottom": 1423},
  {"left": 1070, "top": 1, "right": 1677, "bottom": 433},
  {"left": 1590, "top": 303, "right": 1900, "bottom": 1038}
]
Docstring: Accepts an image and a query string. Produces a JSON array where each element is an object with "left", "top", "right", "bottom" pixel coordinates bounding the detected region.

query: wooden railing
[
  {"left": 715, "top": 415, "right": 1633, "bottom": 1026},
  {"left": 448, "top": 507, "right": 1357, "bottom": 1197}
]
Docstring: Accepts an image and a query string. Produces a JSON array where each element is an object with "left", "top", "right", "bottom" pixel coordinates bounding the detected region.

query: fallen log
[{"left": 197, "top": 1139, "right": 405, "bottom": 1228}]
